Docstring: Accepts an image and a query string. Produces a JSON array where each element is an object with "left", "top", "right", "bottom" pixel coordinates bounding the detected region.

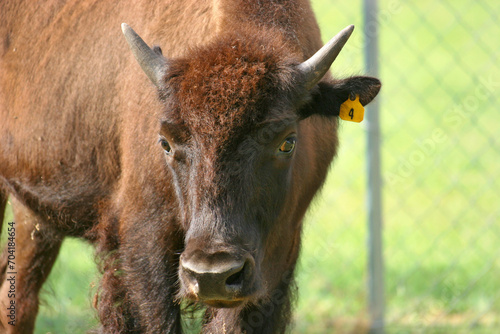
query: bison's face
[
  {"left": 158, "top": 38, "right": 305, "bottom": 308},
  {"left": 168, "top": 117, "right": 300, "bottom": 308},
  {"left": 122, "top": 24, "right": 381, "bottom": 308}
]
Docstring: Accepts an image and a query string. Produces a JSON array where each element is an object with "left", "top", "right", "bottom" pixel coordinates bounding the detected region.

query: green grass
[
  {"left": 33, "top": 238, "right": 99, "bottom": 333},
  {"left": 293, "top": 0, "right": 500, "bottom": 332},
  {"left": 2, "top": 0, "right": 499, "bottom": 333}
]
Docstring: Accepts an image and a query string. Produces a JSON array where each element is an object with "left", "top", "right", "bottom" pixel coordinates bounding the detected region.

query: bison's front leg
[
  {"left": 97, "top": 215, "right": 184, "bottom": 334},
  {"left": 0, "top": 197, "right": 63, "bottom": 334},
  {"left": 122, "top": 240, "right": 182, "bottom": 333}
]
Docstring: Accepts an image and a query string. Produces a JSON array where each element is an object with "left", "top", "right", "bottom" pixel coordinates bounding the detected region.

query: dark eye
[
  {"left": 278, "top": 137, "right": 296, "bottom": 154},
  {"left": 159, "top": 137, "right": 172, "bottom": 154}
]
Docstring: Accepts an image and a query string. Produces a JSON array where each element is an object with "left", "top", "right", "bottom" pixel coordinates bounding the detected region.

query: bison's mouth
[
  {"left": 179, "top": 287, "right": 251, "bottom": 309},
  {"left": 181, "top": 283, "right": 257, "bottom": 309},
  {"left": 203, "top": 298, "right": 246, "bottom": 308}
]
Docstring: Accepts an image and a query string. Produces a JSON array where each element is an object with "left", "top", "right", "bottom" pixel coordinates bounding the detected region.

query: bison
[{"left": 0, "top": 0, "right": 380, "bottom": 333}]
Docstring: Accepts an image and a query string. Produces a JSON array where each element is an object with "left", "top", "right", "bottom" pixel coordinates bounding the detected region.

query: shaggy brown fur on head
[{"left": 162, "top": 30, "right": 303, "bottom": 148}]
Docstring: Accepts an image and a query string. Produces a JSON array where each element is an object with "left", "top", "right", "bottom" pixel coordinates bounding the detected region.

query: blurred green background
[{"left": 2, "top": 0, "right": 499, "bottom": 333}]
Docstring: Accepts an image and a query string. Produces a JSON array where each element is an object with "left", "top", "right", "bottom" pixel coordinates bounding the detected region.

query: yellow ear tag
[{"left": 339, "top": 94, "right": 364, "bottom": 123}]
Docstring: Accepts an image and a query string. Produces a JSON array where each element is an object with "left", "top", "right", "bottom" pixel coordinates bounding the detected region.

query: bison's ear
[{"left": 298, "top": 76, "right": 381, "bottom": 119}]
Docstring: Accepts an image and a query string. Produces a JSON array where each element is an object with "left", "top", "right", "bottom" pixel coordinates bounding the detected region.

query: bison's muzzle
[{"left": 179, "top": 248, "right": 258, "bottom": 307}]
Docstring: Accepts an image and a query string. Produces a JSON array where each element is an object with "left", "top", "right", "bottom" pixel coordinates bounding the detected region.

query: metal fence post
[{"left": 363, "top": 0, "right": 385, "bottom": 333}]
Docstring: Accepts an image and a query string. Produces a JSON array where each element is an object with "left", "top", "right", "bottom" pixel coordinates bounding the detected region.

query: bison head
[{"left": 121, "top": 23, "right": 380, "bottom": 309}]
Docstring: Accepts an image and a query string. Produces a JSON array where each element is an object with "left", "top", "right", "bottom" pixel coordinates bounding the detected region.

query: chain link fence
[{"left": 295, "top": 0, "right": 499, "bottom": 333}]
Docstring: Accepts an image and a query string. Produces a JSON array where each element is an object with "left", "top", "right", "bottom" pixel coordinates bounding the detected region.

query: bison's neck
[{"left": 213, "top": 0, "right": 323, "bottom": 59}]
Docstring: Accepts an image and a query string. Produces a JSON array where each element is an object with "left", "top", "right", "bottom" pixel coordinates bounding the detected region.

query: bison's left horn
[
  {"left": 298, "top": 25, "right": 354, "bottom": 90},
  {"left": 121, "top": 23, "right": 166, "bottom": 88}
]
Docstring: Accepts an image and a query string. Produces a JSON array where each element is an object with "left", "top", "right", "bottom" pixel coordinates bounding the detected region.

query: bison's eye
[
  {"left": 278, "top": 136, "right": 296, "bottom": 155},
  {"left": 159, "top": 137, "right": 172, "bottom": 154}
]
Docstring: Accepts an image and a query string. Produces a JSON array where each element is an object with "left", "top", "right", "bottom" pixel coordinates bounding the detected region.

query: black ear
[{"left": 298, "top": 76, "right": 381, "bottom": 119}]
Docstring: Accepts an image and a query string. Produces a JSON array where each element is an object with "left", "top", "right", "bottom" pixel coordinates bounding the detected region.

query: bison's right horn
[
  {"left": 121, "top": 23, "right": 167, "bottom": 88},
  {"left": 298, "top": 25, "right": 354, "bottom": 90}
]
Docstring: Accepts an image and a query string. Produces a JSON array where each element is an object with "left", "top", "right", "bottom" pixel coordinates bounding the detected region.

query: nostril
[{"left": 225, "top": 266, "right": 245, "bottom": 287}]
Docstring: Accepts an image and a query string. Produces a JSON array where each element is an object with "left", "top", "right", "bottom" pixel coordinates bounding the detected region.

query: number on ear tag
[{"left": 339, "top": 94, "right": 364, "bottom": 123}]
